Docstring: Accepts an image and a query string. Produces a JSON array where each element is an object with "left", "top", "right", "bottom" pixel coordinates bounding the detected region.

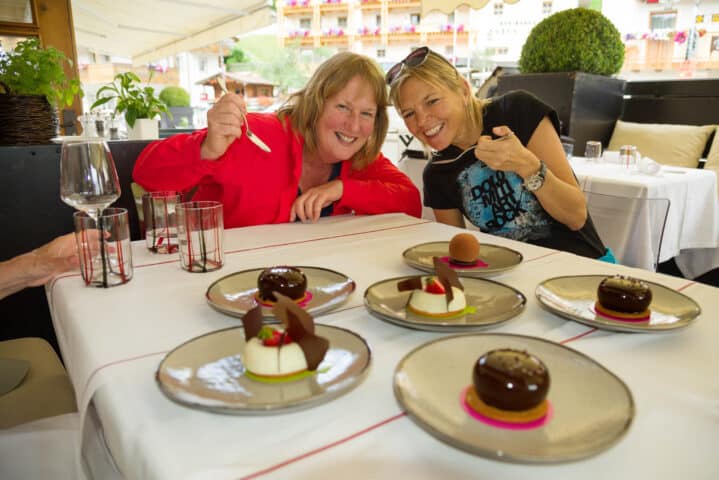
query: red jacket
[{"left": 133, "top": 113, "right": 421, "bottom": 228}]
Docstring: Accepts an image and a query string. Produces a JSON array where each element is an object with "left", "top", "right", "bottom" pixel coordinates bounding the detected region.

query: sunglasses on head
[{"left": 385, "top": 46, "right": 431, "bottom": 85}]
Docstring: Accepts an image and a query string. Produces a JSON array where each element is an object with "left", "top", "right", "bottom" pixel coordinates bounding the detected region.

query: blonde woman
[
  {"left": 388, "top": 47, "right": 611, "bottom": 260},
  {"left": 134, "top": 52, "right": 421, "bottom": 226}
]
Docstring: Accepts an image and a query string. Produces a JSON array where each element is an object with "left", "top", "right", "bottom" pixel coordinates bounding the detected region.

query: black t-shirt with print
[{"left": 423, "top": 90, "right": 605, "bottom": 259}]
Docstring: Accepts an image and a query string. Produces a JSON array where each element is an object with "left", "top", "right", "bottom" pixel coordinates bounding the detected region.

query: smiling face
[
  {"left": 396, "top": 76, "right": 474, "bottom": 151},
  {"left": 314, "top": 75, "right": 378, "bottom": 164}
]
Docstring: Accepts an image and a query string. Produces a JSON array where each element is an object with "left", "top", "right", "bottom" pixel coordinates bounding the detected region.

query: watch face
[{"left": 526, "top": 176, "right": 543, "bottom": 191}]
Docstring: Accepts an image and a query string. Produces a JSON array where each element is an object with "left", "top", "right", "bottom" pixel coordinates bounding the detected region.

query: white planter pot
[{"left": 128, "top": 118, "right": 159, "bottom": 140}]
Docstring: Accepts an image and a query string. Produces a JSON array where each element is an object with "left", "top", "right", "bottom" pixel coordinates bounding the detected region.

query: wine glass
[
  {"left": 60, "top": 139, "right": 120, "bottom": 219},
  {"left": 60, "top": 139, "right": 121, "bottom": 286}
]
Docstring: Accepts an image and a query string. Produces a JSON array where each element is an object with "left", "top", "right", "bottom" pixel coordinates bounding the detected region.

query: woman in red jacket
[{"left": 133, "top": 52, "right": 421, "bottom": 228}]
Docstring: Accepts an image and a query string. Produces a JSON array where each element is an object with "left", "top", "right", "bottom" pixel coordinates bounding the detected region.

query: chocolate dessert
[
  {"left": 596, "top": 275, "right": 652, "bottom": 314},
  {"left": 448, "top": 233, "right": 480, "bottom": 266},
  {"left": 257, "top": 266, "right": 307, "bottom": 302},
  {"left": 473, "top": 349, "right": 550, "bottom": 411}
]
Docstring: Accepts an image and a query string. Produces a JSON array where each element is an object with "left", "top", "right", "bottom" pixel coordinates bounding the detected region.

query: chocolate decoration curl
[
  {"left": 272, "top": 292, "right": 329, "bottom": 371},
  {"left": 241, "top": 305, "right": 263, "bottom": 341},
  {"left": 433, "top": 256, "right": 463, "bottom": 303}
]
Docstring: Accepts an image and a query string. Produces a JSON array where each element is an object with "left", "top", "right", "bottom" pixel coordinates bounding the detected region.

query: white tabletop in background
[
  {"left": 47, "top": 214, "right": 719, "bottom": 480},
  {"left": 571, "top": 157, "right": 719, "bottom": 277}
]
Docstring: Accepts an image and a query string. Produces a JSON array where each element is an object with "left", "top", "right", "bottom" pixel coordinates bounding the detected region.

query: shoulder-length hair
[
  {"left": 388, "top": 48, "right": 486, "bottom": 144},
  {"left": 278, "top": 52, "right": 389, "bottom": 170}
]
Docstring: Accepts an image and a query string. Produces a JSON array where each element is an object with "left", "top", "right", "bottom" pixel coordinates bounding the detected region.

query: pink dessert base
[
  {"left": 592, "top": 304, "right": 650, "bottom": 323},
  {"left": 255, "top": 291, "right": 314, "bottom": 308},
  {"left": 459, "top": 386, "right": 552, "bottom": 431},
  {"left": 439, "top": 256, "right": 488, "bottom": 269}
]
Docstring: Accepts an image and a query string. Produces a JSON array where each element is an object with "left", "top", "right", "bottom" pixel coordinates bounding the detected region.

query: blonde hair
[
  {"left": 388, "top": 48, "right": 487, "bottom": 144},
  {"left": 278, "top": 52, "right": 389, "bottom": 170}
]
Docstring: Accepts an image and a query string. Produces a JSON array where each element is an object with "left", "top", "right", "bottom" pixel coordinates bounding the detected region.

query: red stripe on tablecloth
[
  {"left": 239, "top": 412, "right": 408, "bottom": 480},
  {"left": 524, "top": 251, "right": 561, "bottom": 263},
  {"left": 559, "top": 328, "right": 599, "bottom": 344},
  {"left": 677, "top": 281, "right": 696, "bottom": 292}
]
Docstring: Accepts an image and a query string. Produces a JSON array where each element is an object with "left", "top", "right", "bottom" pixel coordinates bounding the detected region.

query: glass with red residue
[
  {"left": 142, "top": 191, "right": 182, "bottom": 253},
  {"left": 176, "top": 201, "right": 224, "bottom": 273},
  {"left": 73, "top": 207, "right": 133, "bottom": 287}
]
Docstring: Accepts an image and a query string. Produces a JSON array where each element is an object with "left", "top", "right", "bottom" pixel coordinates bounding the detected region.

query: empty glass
[
  {"left": 176, "top": 201, "right": 224, "bottom": 272},
  {"left": 585, "top": 141, "right": 602, "bottom": 163}
]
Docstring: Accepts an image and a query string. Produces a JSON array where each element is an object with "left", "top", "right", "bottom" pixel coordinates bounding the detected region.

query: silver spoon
[{"left": 217, "top": 76, "right": 271, "bottom": 153}]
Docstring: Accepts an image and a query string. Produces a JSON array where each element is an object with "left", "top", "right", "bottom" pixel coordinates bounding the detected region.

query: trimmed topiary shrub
[
  {"left": 159, "top": 85, "right": 190, "bottom": 107},
  {"left": 519, "top": 8, "right": 624, "bottom": 76}
]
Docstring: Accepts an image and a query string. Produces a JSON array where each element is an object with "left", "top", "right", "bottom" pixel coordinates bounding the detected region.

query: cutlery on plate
[{"left": 216, "top": 76, "right": 272, "bottom": 153}]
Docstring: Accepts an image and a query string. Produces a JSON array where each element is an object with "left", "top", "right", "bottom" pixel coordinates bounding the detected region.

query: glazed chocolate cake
[
  {"left": 472, "top": 349, "right": 550, "bottom": 411},
  {"left": 257, "top": 266, "right": 307, "bottom": 302},
  {"left": 597, "top": 275, "right": 652, "bottom": 314}
]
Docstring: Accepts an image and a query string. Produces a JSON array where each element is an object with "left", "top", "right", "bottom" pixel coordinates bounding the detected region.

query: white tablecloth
[
  {"left": 47, "top": 214, "right": 719, "bottom": 479},
  {"left": 571, "top": 158, "right": 719, "bottom": 277}
]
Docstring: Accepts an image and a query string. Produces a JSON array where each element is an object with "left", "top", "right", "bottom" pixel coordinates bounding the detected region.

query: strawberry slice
[
  {"left": 257, "top": 326, "right": 293, "bottom": 346},
  {"left": 424, "top": 277, "right": 446, "bottom": 294}
]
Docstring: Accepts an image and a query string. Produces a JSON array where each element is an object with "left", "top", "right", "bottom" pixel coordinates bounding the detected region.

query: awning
[
  {"left": 421, "top": 0, "right": 520, "bottom": 16},
  {"left": 71, "top": 0, "right": 275, "bottom": 66}
]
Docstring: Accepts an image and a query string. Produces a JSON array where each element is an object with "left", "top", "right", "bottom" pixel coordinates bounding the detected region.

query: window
[
  {"left": 376, "top": 48, "right": 385, "bottom": 58},
  {"left": 650, "top": 11, "right": 677, "bottom": 31},
  {"left": 444, "top": 45, "right": 453, "bottom": 57},
  {"left": 542, "top": 1, "right": 552, "bottom": 15},
  {"left": 447, "top": 13, "right": 455, "bottom": 24},
  {"left": 338, "top": 16, "right": 347, "bottom": 28},
  {"left": 0, "top": 0, "right": 32, "bottom": 23},
  {"left": 376, "top": 14, "right": 381, "bottom": 27},
  {"left": 494, "top": 2, "right": 503, "bottom": 15},
  {"left": 410, "top": 13, "right": 420, "bottom": 26},
  {"left": 300, "top": 17, "right": 311, "bottom": 29}
]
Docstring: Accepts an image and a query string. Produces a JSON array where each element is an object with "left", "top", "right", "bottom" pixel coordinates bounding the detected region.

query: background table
[
  {"left": 47, "top": 214, "right": 718, "bottom": 479},
  {"left": 571, "top": 157, "right": 719, "bottom": 277}
]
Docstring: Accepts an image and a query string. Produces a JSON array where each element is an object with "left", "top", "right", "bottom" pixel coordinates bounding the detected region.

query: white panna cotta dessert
[
  {"left": 243, "top": 326, "right": 308, "bottom": 377},
  {"left": 407, "top": 276, "right": 466, "bottom": 318}
]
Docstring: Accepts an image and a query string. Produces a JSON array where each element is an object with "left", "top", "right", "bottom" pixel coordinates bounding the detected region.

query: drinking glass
[
  {"left": 177, "top": 201, "right": 224, "bottom": 272},
  {"left": 60, "top": 139, "right": 121, "bottom": 219},
  {"left": 142, "top": 191, "right": 181, "bottom": 253},
  {"left": 585, "top": 141, "right": 602, "bottom": 162}
]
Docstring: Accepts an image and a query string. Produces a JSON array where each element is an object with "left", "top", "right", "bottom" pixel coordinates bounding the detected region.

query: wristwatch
[{"left": 522, "top": 160, "right": 547, "bottom": 192}]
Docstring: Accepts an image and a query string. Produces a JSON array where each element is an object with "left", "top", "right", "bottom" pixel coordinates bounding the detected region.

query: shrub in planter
[
  {"left": 0, "top": 38, "right": 82, "bottom": 145},
  {"left": 519, "top": 8, "right": 624, "bottom": 76},
  {"left": 159, "top": 86, "right": 191, "bottom": 108}
]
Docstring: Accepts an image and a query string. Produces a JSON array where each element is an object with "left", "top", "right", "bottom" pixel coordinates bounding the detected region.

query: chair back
[{"left": 583, "top": 191, "right": 670, "bottom": 271}]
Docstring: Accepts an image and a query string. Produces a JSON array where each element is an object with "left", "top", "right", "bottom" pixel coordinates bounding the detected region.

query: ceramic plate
[
  {"left": 206, "top": 266, "right": 355, "bottom": 319},
  {"left": 403, "top": 242, "right": 523, "bottom": 277},
  {"left": 535, "top": 275, "right": 701, "bottom": 333},
  {"left": 363, "top": 275, "right": 525, "bottom": 332},
  {"left": 394, "top": 333, "right": 634, "bottom": 464},
  {"left": 156, "top": 325, "right": 370, "bottom": 414}
]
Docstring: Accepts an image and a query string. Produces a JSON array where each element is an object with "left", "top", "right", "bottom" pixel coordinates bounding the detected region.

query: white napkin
[
  {"left": 638, "top": 156, "right": 662, "bottom": 175},
  {"left": 602, "top": 150, "right": 620, "bottom": 163}
]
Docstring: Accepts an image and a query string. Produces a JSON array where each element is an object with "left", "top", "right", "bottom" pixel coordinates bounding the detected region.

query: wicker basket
[{"left": 0, "top": 92, "right": 59, "bottom": 146}]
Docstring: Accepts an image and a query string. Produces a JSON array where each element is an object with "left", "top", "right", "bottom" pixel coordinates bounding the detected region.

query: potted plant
[
  {"left": 0, "top": 38, "right": 82, "bottom": 145},
  {"left": 496, "top": 8, "right": 626, "bottom": 155},
  {"left": 91, "top": 72, "right": 169, "bottom": 140},
  {"left": 158, "top": 86, "right": 193, "bottom": 129}
]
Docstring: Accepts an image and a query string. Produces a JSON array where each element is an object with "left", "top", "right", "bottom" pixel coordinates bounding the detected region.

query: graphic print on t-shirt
[{"left": 458, "top": 162, "right": 552, "bottom": 241}]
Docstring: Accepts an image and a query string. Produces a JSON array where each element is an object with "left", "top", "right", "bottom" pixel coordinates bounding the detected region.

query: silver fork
[{"left": 216, "top": 76, "right": 271, "bottom": 153}]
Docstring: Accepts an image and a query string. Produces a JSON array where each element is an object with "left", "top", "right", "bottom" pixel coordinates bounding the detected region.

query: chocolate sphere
[
  {"left": 473, "top": 349, "right": 550, "bottom": 411},
  {"left": 597, "top": 275, "right": 652, "bottom": 313},
  {"left": 257, "top": 266, "right": 307, "bottom": 302},
  {"left": 449, "top": 233, "right": 480, "bottom": 265}
]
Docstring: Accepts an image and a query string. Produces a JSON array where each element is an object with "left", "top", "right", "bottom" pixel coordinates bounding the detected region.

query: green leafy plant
[
  {"left": 0, "top": 38, "right": 82, "bottom": 108},
  {"left": 519, "top": 8, "right": 625, "bottom": 76},
  {"left": 91, "top": 72, "right": 169, "bottom": 128},
  {"left": 159, "top": 85, "right": 191, "bottom": 107}
]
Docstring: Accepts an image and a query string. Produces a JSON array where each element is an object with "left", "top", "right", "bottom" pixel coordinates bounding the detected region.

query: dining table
[
  {"left": 570, "top": 156, "right": 719, "bottom": 277},
  {"left": 46, "top": 213, "right": 718, "bottom": 480}
]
